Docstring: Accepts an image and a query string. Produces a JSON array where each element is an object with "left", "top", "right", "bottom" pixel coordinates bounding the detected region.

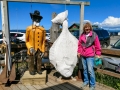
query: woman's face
[{"left": 84, "top": 26, "right": 91, "bottom": 34}]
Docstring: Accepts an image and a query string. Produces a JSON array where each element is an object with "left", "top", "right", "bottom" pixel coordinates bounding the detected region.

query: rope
[
  {"left": 31, "top": 0, "right": 33, "bottom": 13},
  {"left": 30, "top": 0, "right": 33, "bottom": 26},
  {"left": 16, "top": 8, "right": 18, "bottom": 32},
  {"left": 64, "top": 0, "right": 67, "bottom": 10}
]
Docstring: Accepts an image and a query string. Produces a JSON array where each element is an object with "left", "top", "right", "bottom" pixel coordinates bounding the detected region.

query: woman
[{"left": 77, "top": 22, "right": 101, "bottom": 90}]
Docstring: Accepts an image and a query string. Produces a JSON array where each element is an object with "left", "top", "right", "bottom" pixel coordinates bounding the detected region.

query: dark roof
[
  {"left": 69, "top": 23, "right": 99, "bottom": 31},
  {"left": 68, "top": 23, "right": 80, "bottom": 31}
]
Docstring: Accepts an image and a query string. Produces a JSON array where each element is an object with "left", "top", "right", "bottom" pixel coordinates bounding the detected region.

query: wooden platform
[
  {"left": 0, "top": 69, "right": 116, "bottom": 90},
  {"left": 20, "top": 70, "right": 46, "bottom": 85}
]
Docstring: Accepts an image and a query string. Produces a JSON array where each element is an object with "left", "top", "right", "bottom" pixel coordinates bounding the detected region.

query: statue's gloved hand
[
  {"left": 29, "top": 48, "right": 35, "bottom": 55},
  {"left": 40, "top": 53, "right": 44, "bottom": 58}
]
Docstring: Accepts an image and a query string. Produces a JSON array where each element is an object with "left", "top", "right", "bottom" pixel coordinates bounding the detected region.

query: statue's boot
[{"left": 28, "top": 56, "right": 35, "bottom": 75}]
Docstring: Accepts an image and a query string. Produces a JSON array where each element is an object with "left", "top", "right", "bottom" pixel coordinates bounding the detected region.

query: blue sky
[{"left": 0, "top": 0, "right": 120, "bottom": 30}]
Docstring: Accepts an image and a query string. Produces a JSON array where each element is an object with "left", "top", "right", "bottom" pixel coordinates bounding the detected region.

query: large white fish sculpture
[{"left": 49, "top": 10, "right": 78, "bottom": 77}]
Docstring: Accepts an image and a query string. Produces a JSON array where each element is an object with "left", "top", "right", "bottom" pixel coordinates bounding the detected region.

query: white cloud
[
  {"left": 101, "top": 16, "right": 120, "bottom": 27},
  {"left": 83, "top": 20, "right": 91, "bottom": 23},
  {"left": 93, "top": 16, "right": 120, "bottom": 29}
]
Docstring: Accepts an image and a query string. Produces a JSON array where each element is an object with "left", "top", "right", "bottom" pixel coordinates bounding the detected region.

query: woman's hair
[{"left": 83, "top": 22, "right": 93, "bottom": 33}]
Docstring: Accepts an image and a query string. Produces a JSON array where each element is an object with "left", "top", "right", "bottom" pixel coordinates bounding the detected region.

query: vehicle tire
[{"left": 102, "top": 43, "right": 108, "bottom": 48}]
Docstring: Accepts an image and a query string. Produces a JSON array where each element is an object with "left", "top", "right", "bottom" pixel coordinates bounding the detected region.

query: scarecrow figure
[{"left": 26, "top": 10, "right": 46, "bottom": 75}]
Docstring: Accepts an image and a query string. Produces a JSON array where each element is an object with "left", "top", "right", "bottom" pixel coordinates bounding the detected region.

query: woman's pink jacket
[{"left": 77, "top": 31, "right": 101, "bottom": 57}]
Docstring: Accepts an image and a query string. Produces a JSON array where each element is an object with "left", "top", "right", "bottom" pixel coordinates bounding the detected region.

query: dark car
[
  {"left": 71, "top": 29, "right": 110, "bottom": 48},
  {"left": 93, "top": 29, "right": 110, "bottom": 48}
]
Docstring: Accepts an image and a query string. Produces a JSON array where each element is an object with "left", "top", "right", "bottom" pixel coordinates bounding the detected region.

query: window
[
  {"left": 10, "top": 33, "right": 16, "bottom": 37},
  {"left": 114, "top": 39, "right": 120, "bottom": 48},
  {"left": 17, "top": 34, "right": 23, "bottom": 37},
  {"left": 0, "top": 34, "right": 3, "bottom": 39}
]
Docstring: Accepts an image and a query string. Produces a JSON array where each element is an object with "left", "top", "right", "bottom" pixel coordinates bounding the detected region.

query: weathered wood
[
  {"left": 20, "top": 70, "right": 46, "bottom": 85},
  {"left": 50, "top": 13, "right": 60, "bottom": 43},
  {"left": 48, "top": 75, "right": 70, "bottom": 90},
  {"left": 39, "top": 84, "right": 53, "bottom": 90},
  {"left": 25, "top": 85, "right": 36, "bottom": 90},
  {"left": 0, "top": 85, "right": 3, "bottom": 90},
  {"left": 0, "top": 70, "right": 116, "bottom": 90},
  {"left": 10, "top": 84, "right": 21, "bottom": 90},
  {"left": 96, "top": 68, "right": 120, "bottom": 79},
  {"left": 1, "top": 85, "right": 12, "bottom": 90},
  {"left": 1, "top": 0, "right": 12, "bottom": 71},
  {"left": 80, "top": 2, "right": 84, "bottom": 35},
  {"left": 3, "top": 0, "right": 90, "bottom": 6},
  {"left": 46, "top": 82, "right": 61, "bottom": 90},
  {"left": 16, "top": 84, "right": 28, "bottom": 90},
  {"left": 102, "top": 48, "right": 120, "bottom": 57},
  {"left": 32, "top": 85, "right": 42, "bottom": 90}
]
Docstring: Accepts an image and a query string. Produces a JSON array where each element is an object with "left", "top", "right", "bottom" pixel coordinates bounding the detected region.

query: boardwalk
[{"left": 0, "top": 70, "right": 115, "bottom": 90}]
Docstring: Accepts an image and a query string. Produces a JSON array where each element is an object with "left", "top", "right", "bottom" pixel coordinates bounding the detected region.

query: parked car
[
  {"left": 70, "top": 29, "right": 110, "bottom": 48},
  {"left": 102, "top": 39, "right": 120, "bottom": 73},
  {"left": 0, "top": 32, "right": 50, "bottom": 44},
  {"left": 93, "top": 29, "right": 110, "bottom": 48},
  {"left": 10, "top": 32, "right": 25, "bottom": 42},
  {"left": 111, "top": 39, "right": 120, "bottom": 49},
  {"left": 46, "top": 33, "right": 50, "bottom": 42},
  {"left": 0, "top": 32, "right": 25, "bottom": 44}
]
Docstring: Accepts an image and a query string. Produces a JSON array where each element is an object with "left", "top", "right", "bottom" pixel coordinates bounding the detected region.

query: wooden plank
[
  {"left": 96, "top": 68, "right": 120, "bottom": 79},
  {"left": 5, "top": 0, "right": 90, "bottom": 5},
  {"left": 0, "top": 85, "right": 3, "bottom": 90},
  {"left": 1, "top": 85, "right": 12, "bottom": 90},
  {"left": 46, "top": 81, "right": 61, "bottom": 90},
  {"left": 69, "top": 81, "right": 81, "bottom": 88},
  {"left": 21, "top": 70, "right": 46, "bottom": 85},
  {"left": 25, "top": 85, "right": 36, "bottom": 90},
  {"left": 49, "top": 70, "right": 116, "bottom": 90},
  {"left": 10, "top": 84, "right": 21, "bottom": 90},
  {"left": 48, "top": 76, "right": 70, "bottom": 90},
  {"left": 60, "top": 82, "right": 80, "bottom": 90},
  {"left": 49, "top": 72, "right": 86, "bottom": 90},
  {"left": 96, "top": 82, "right": 115, "bottom": 90},
  {"left": 102, "top": 48, "right": 120, "bottom": 57},
  {"left": 22, "top": 70, "right": 46, "bottom": 79},
  {"left": 32, "top": 85, "right": 42, "bottom": 90},
  {"left": 39, "top": 84, "right": 53, "bottom": 90},
  {"left": 16, "top": 84, "right": 28, "bottom": 90}
]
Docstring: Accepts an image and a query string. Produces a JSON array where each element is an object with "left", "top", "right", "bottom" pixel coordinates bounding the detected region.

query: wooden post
[
  {"left": 50, "top": 13, "right": 60, "bottom": 43},
  {"left": 79, "top": 2, "right": 85, "bottom": 35},
  {"left": 1, "top": 0, "right": 11, "bottom": 71}
]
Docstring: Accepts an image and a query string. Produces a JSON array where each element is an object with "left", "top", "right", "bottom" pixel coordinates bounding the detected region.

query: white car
[
  {"left": 15, "top": 33, "right": 25, "bottom": 42},
  {"left": 46, "top": 33, "right": 50, "bottom": 41},
  {"left": 0, "top": 32, "right": 25, "bottom": 43},
  {"left": 0, "top": 32, "right": 50, "bottom": 43}
]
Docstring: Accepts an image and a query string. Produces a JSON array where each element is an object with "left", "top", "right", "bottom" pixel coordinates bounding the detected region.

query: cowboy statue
[{"left": 25, "top": 10, "right": 46, "bottom": 75}]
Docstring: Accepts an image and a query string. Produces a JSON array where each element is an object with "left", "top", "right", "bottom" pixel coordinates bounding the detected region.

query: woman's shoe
[
  {"left": 80, "top": 83, "right": 88, "bottom": 89},
  {"left": 89, "top": 87, "right": 95, "bottom": 90}
]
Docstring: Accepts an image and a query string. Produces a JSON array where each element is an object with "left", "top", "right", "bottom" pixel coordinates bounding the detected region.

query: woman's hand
[
  {"left": 95, "top": 55, "right": 101, "bottom": 58},
  {"left": 77, "top": 53, "right": 80, "bottom": 58}
]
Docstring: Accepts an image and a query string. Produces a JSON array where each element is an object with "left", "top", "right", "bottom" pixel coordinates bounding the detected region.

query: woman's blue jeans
[{"left": 81, "top": 56, "right": 95, "bottom": 87}]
